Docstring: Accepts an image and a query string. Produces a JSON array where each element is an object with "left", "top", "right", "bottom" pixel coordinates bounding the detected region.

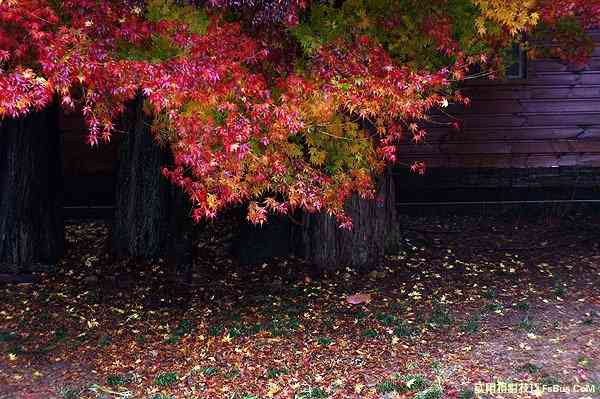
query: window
[{"left": 506, "top": 42, "right": 527, "bottom": 80}]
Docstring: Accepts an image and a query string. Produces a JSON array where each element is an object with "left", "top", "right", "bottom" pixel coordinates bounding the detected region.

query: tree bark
[
  {"left": 112, "top": 96, "right": 171, "bottom": 259},
  {"left": 111, "top": 96, "right": 195, "bottom": 276},
  {"left": 301, "top": 168, "right": 398, "bottom": 272},
  {"left": 0, "top": 106, "right": 64, "bottom": 273}
]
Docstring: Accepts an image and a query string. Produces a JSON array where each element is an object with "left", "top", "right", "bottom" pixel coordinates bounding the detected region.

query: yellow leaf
[
  {"left": 354, "top": 383, "right": 364, "bottom": 394},
  {"left": 267, "top": 382, "right": 280, "bottom": 397}
]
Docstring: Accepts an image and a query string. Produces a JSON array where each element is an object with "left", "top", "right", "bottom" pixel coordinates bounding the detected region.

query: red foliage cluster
[{"left": 1, "top": 1, "right": 599, "bottom": 226}]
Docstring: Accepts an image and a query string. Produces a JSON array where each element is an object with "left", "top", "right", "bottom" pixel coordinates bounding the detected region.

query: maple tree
[{"left": 2, "top": 0, "right": 600, "bottom": 231}]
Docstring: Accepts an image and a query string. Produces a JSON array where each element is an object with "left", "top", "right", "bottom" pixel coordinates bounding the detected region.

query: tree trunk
[
  {"left": 301, "top": 168, "right": 398, "bottom": 272},
  {"left": 112, "top": 96, "right": 171, "bottom": 260},
  {"left": 0, "top": 106, "right": 64, "bottom": 274},
  {"left": 111, "top": 96, "right": 195, "bottom": 277}
]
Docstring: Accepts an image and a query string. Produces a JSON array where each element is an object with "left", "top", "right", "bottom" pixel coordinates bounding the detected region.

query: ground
[{"left": 0, "top": 208, "right": 599, "bottom": 399}]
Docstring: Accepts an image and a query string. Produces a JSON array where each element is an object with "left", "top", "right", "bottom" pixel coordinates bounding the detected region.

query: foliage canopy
[{"left": 2, "top": 0, "right": 599, "bottom": 226}]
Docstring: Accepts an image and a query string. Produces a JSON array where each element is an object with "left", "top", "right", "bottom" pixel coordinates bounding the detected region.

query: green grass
[
  {"left": 577, "top": 356, "right": 594, "bottom": 369},
  {"left": 98, "top": 334, "right": 112, "bottom": 347},
  {"left": 376, "top": 312, "right": 397, "bottom": 326},
  {"left": 267, "top": 367, "right": 288, "bottom": 379},
  {"left": 296, "top": 387, "right": 328, "bottom": 398},
  {"left": 482, "top": 288, "right": 497, "bottom": 300},
  {"left": 375, "top": 379, "right": 399, "bottom": 394},
  {"left": 518, "top": 316, "right": 535, "bottom": 332},
  {"left": 207, "top": 324, "right": 224, "bottom": 337},
  {"left": 224, "top": 367, "right": 241, "bottom": 380},
  {"left": 394, "top": 322, "right": 417, "bottom": 337},
  {"left": 362, "top": 329, "right": 379, "bottom": 338},
  {"left": 461, "top": 316, "right": 480, "bottom": 334},
  {"left": 428, "top": 305, "right": 453, "bottom": 326},
  {"left": 516, "top": 301, "right": 530, "bottom": 311},
  {"left": 0, "top": 331, "right": 18, "bottom": 342},
  {"left": 482, "top": 302, "right": 503, "bottom": 313},
  {"left": 59, "top": 386, "right": 79, "bottom": 399},
  {"left": 202, "top": 367, "right": 219, "bottom": 377},
  {"left": 458, "top": 388, "right": 475, "bottom": 399},
  {"left": 402, "top": 374, "right": 429, "bottom": 391},
  {"left": 106, "top": 374, "right": 125, "bottom": 386},
  {"left": 317, "top": 337, "right": 333, "bottom": 346},
  {"left": 166, "top": 319, "right": 194, "bottom": 344},
  {"left": 154, "top": 372, "right": 178, "bottom": 387},
  {"left": 539, "top": 375, "right": 561, "bottom": 386},
  {"left": 520, "top": 362, "right": 542, "bottom": 374}
]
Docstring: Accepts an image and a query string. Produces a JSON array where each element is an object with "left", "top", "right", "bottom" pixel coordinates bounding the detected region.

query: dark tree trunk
[
  {"left": 112, "top": 96, "right": 194, "bottom": 277},
  {"left": 0, "top": 106, "right": 64, "bottom": 274},
  {"left": 301, "top": 168, "right": 398, "bottom": 272},
  {"left": 232, "top": 213, "right": 299, "bottom": 266},
  {"left": 112, "top": 96, "right": 171, "bottom": 259}
]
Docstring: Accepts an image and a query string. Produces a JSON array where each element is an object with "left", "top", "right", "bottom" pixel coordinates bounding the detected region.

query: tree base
[{"left": 301, "top": 169, "right": 398, "bottom": 272}]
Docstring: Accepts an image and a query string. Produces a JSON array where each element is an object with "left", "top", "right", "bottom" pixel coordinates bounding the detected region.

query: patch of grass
[
  {"left": 521, "top": 362, "right": 542, "bottom": 374},
  {"left": 106, "top": 374, "right": 125, "bottom": 386},
  {"left": 243, "top": 323, "right": 263, "bottom": 336},
  {"left": 516, "top": 301, "right": 530, "bottom": 311},
  {"left": 394, "top": 322, "right": 418, "bottom": 337},
  {"left": 362, "top": 329, "right": 379, "bottom": 338},
  {"left": 375, "top": 379, "right": 399, "bottom": 394},
  {"left": 582, "top": 311, "right": 598, "bottom": 325},
  {"left": 0, "top": 331, "right": 18, "bottom": 342},
  {"left": 402, "top": 374, "right": 429, "bottom": 391},
  {"left": 577, "top": 356, "right": 594, "bottom": 370},
  {"left": 166, "top": 319, "right": 194, "bottom": 344},
  {"left": 207, "top": 324, "right": 224, "bottom": 337},
  {"left": 154, "top": 372, "right": 178, "bottom": 387},
  {"left": 59, "top": 386, "right": 80, "bottom": 399},
  {"left": 317, "top": 337, "right": 333, "bottom": 346},
  {"left": 482, "top": 288, "right": 497, "bottom": 300},
  {"left": 428, "top": 305, "right": 453, "bottom": 326},
  {"left": 135, "top": 335, "right": 145, "bottom": 345},
  {"left": 202, "top": 367, "right": 219, "bottom": 377},
  {"left": 461, "top": 316, "right": 480, "bottom": 334},
  {"left": 553, "top": 282, "right": 566, "bottom": 297},
  {"left": 539, "top": 375, "right": 561, "bottom": 386},
  {"left": 224, "top": 367, "right": 240, "bottom": 380},
  {"left": 482, "top": 302, "right": 503, "bottom": 313},
  {"left": 228, "top": 326, "right": 242, "bottom": 339},
  {"left": 267, "top": 367, "right": 288, "bottom": 379},
  {"left": 150, "top": 395, "right": 174, "bottom": 399},
  {"left": 376, "top": 312, "right": 397, "bottom": 326},
  {"left": 354, "top": 311, "right": 367, "bottom": 320},
  {"left": 98, "top": 334, "right": 112, "bottom": 347},
  {"left": 296, "top": 387, "right": 328, "bottom": 398},
  {"left": 518, "top": 316, "right": 535, "bottom": 332},
  {"left": 265, "top": 317, "right": 300, "bottom": 337},
  {"left": 458, "top": 388, "right": 475, "bottom": 399}
]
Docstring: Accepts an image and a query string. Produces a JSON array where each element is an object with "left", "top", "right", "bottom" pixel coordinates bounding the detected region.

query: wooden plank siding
[
  {"left": 397, "top": 31, "right": 600, "bottom": 168},
  {"left": 60, "top": 111, "right": 121, "bottom": 206}
]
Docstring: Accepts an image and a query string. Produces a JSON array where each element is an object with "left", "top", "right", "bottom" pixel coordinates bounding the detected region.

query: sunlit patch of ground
[{"left": 0, "top": 210, "right": 599, "bottom": 399}]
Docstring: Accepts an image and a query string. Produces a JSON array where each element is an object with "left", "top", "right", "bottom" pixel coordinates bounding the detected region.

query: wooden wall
[
  {"left": 396, "top": 31, "right": 600, "bottom": 169},
  {"left": 60, "top": 111, "right": 120, "bottom": 206}
]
